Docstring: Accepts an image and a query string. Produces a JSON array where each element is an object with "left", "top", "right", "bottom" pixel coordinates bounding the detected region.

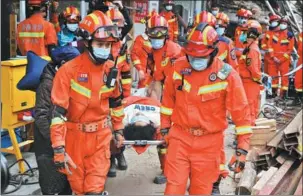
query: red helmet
[
  {"left": 106, "top": 9, "right": 125, "bottom": 27},
  {"left": 280, "top": 16, "right": 289, "bottom": 24},
  {"left": 147, "top": 15, "right": 168, "bottom": 38},
  {"left": 269, "top": 14, "right": 281, "bottom": 23},
  {"left": 28, "top": 0, "right": 50, "bottom": 7},
  {"left": 62, "top": 6, "right": 81, "bottom": 23},
  {"left": 247, "top": 20, "right": 262, "bottom": 35},
  {"left": 79, "top": 10, "right": 119, "bottom": 42},
  {"left": 236, "top": 8, "right": 252, "bottom": 18},
  {"left": 216, "top": 12, "right": 229, "bottom": 27},
  {"left": 194, "top": 11, "right": 217, "bottom": 27},
  {"left": 184, "top": 23, "right": 219, "bottom": 57},
  {"left": 163, "top": 0, "right": 175, "bottom": 5},
  {"left": 141, "top": 10, "right": 158, "bottom": 24}
]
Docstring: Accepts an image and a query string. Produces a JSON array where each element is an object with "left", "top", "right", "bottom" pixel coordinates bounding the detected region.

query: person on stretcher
[{"left": 122, "top": 96, "right": 163, "bottom": 155}]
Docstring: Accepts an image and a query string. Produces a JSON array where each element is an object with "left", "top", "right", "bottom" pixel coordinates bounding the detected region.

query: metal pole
[
  {"left": 80, "top": 0, "right": 87, "bottom": 19},
  {"left": 264, "top": 0, "right": 276, "bottom": 14},
  {"left": 19, "top": 0, "right": 26, "bottom": 21},
  {"left": 284, "top": 0, "right": 302, "bottom": 32}
]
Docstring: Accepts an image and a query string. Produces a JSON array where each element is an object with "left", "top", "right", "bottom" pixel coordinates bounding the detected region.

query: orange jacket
[
  {"left": 239, "top": 41, "right": 262, "bottom": 83},
  {"left": 50, "top": 52, "right": 124, "bottom": 148},
  {"left": 160, "top": 11, "right": 179, "bottom": 42},
  {"left": 270, "top": 30, "right": 295, "bottom": 63},
  {"left": 261, "top": 30, "right": 275, "bottom": 64},
  {"left": 160, "top": 57, "right": 252, "bottom": 151},
  {"left": 131, "top": 34, "right": 153, "bottom": 87},
  {"left": 112, "top": 41, "right": 131, "bottom": 98},
  {"left": 217, "top": 36, "right": 239, "bottom": 71},
  {"left": 153, "top": 40, "right": 183, "bottom": 81},
  {"left": 50, "top": 12, "right": 61, "bottom": 33},
  {"left": 234, "top": 26, "right": 247, "bottom": 58},
  {"left": 298, "top": 32, "right": 303, "bottom": 66},
  {"left": 17, "top": 13, "right": 58, "bottom": 56}
]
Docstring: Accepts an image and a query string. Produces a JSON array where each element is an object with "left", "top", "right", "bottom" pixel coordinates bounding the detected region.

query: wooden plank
[
  {"left": 255, "top": 118, "right": 268, "bottom": 123},
  {"left": 258, "top": 158, "right": 295, "bottom": 195},
  {"left": 255, "top": 119, "right": 276, "bottom": 129},
  {"left": 284, "top": 163, "right": 303, "bottom": 195},
  {"left": 235, "top": 162, "right": 257, "bottom": 195},
  {"left": 251, "top": 132, "right": 276, "bottom": 141},
  {"left": 294, "top": 177, "right": 302, "bottom": 195},
  {"left": 283, "top": 110, "right": 302, "bottom": 135},
  {"left": 252, "top": 128, "right": 275, "bottom": 134},
  {"left": 250, "top": 140, "right": 267, "bottom": 146},
  {"left": 252, "top": 167, "right": 278, "bottom": 195}
]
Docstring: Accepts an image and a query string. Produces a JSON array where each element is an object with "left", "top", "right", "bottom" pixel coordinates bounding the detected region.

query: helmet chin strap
[{"left": 87, "top": 40, "right": 108, "bottom": 65}]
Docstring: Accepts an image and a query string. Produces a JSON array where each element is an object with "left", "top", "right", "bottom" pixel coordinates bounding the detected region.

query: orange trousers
[
  {"left": 267, "top": 60, "right": 290, "bottom": 91},
  {"left": 65, "top": 127, "right": 112, "bottom": 194},
  {"left": 243, "top": 81, "right": 260, "bottom": 125},
  {"left": 164, "top": 125, "right": 222, "bottom": 195}
]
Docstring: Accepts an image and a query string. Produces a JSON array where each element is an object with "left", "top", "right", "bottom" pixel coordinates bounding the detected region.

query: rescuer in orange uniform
[
  {"left": 238, "top": 20, "right": 263, "bottom": 125},
  {"left": 106, "top": 8, "right": 131, "bottom": 178},
  {"left": 267, "top": 17, "right": 295, "bottom": 99},
  {"left": 216, "top": 12, "right": 239, "bottom": 71},
  {"left": 50, "top": 11, "right": 125, "bottom": 195},
  {"left": 261, "top": 14, "right": 281, "bottom": 82},
  {"left": 160, "top": 0, "right": 179, "bottom": 42},
  {"left": 146, "top": 15, "right": 183, "bottom": 184},
  {"left": 295, "top": 32, "right": 303, "bottom": 102},
  {"left": 17, "top": 0, "right": 57, "bottom": 56},
  {"left": 234, "top": 8, "right": 252, "bottom": 60},
  {"left": 160, "top": 22, "right": 252, "bottom": 195}
]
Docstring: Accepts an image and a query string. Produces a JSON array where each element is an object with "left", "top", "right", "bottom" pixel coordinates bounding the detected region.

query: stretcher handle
[{"left": 123, "top": 140, "right": 165, "bottom": 146}]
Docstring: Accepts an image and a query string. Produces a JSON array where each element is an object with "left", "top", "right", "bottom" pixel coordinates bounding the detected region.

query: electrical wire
[{"left": 3, "top": 158, "right": 39, "bottom": 195}]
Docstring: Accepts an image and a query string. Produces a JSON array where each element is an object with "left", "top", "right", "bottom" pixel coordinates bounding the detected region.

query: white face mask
[
  {"left": 67, "top": 23, "right": 79, "bottom": 32},
  {"left": 212, "top": 10, "right": 218, "bottom": 16},
  {"left": 165, "top": 5, "right": 173, "bottom": 11},
  {"left": 93, "top": 47, "right": 111, "bottom": 59},
  {"left": 188, "top": 56, "right": 209, "bottom": 71},
  {"left": 270, "top": 21, "right": 279, "bottom": 28},
  {"left": 150, "top": 38, "right": 165, "bottom": 49},
  {"left": 216, "top": 27, "right": 226, "bottom": 36},
  {"left": 280, "top": 24, "right": 287, "bottom": 30}
]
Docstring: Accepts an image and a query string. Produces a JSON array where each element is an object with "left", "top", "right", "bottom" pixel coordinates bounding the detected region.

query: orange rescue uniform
[
  {"left": 131, "top": 34, "right": 153, "bottom": 88},
  {"left": 239, "top": 41, "right": 262, "bottom": 124},
  {"left": 160, "top": 11, "right": 179, "bottom": 42},
  {"left": 234, "top": 26, "right": 247, "bottom": 59},
  {"left": 112, "top": 40, "right": 132, "bottom": 98},
  {"left": 261, "top": 30, "right": 275, "bottom": 74},
  {"left": 217, "top": 35, "right": 239, "bottom": 71},
  {"left": 295, "top": 32, "right": 303, "bottom": 92},
  {"left": 267, "top": 29, "right": 294, "bottom": 92},
  {"left": 17, "top": 13, "right": 57, "bottom": 56},
  {"left": 50, "top": 52, "right": 124, "bottom": 194},
  {"left": 161, "top": 57, "right": 252, "bottom": 194},
  {"left": 153, "top": 40, "right": 183, "bottom": 82}
]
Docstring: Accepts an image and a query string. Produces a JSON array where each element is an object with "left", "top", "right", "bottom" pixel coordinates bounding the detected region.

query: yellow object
[{"left": 1, "top": 56, "right": 50, "bottom": 173}]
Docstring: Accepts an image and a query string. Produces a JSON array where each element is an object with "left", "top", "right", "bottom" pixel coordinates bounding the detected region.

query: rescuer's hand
[{"left": 53, "top": 146, "right": 77, "bottom": 175}]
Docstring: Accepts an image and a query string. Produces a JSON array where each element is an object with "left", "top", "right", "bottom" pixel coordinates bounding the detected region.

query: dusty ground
[{"left": 4, "top": 125, "right": 237, "bottom": 195}]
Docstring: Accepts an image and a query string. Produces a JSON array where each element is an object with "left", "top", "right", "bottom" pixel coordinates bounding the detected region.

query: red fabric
[
  {"left": 160, "top": 11, "right": 178, "bottom": 42},
  {"left": 295, "top": 32, "right": 303, "bottom": 92},
  {"left": 217, "top": 36, "right": 239, "bottom": 71}
]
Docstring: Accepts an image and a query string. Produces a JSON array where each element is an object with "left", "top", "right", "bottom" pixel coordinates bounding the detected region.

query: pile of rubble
[{"left": 235, "top": 108, "right": 302, "bottom": 195}]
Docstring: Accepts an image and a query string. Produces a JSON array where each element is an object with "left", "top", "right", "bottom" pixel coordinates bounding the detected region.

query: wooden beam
[
  {"left": 252, "top": 167, "right": 278, "bottom": 195},
  {"left": 258, "top": 158, "right": 295, "bottom": 195}
]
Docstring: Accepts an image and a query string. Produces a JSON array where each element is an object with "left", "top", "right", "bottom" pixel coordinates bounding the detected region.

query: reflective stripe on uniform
[
  {"left": 173, "top": 71, "right": 182, "bottom": 80},
  {"left": 168, "top": 18, "right": 176, "bottom": 23},
  {"left": 111, "top": 107, "right": 124, "bottom": 117},
  {"left": 121, "top": 78, "right": 132, "bottom": 85},
  {"left": 71, "top": 79, "right": 91, "bottom": 98},
  {"left": 218, "top": 50, "right": 228, "bottom": 60},
  {"left": 99, "top": 85, "right": 114, "bottom": 95},
  {"left": 18, "top": 32, "right": 45, "bottom": 38},
  {"left": 236, "top": 126, "right": 252, "bottom": 135},
  {"left": 174, "top": 31, "right": 179, "bottom": 35},
  {"left": 283, "top": 53, "right": 289, "bottom": 59},
  {"left": 281, "top": 39, "right": 289, "bottom": 44},
  {"left": 266, "top": 34, "right": 270, "bottom": 39},
  {"left": 50, "top": 117, "right": 65, "bottom": 126},
  {"left": 117, "top": 55, "right": 126, "bottom": 64},
  {"left": 133, "top": 59, "right": 141, "bottom": 65},
  {"left": 281, "top": 86, "right": 288, "bottom": 90},
  {"left": 273, "top": 35, "right": 279, "bottom": 41},
  {"left": 198, "top": 82, "right": 228, "bottom": 95},
  {"left": 240, "top": 55, "right": 246, "bottom": 60},
  {"left": 268, "top": 48, "right": 273, "bottom": 52},
  {"left": 272, "top": 84, "right": 279, "bottom": 88},
  {"left": 299, "top": 36, "right": 302, "bottom": 42},
  {"left": 172, "top": 71, "right": 191, "bottom": 92},
  {"left": 296, "top": 88, "right": 303, "bottom": 92},
  {"left": 160, "top": 106, "right": 173, "bottom": 115},
  {"left": 160, "top": 148, "right": 167, "bottom": 154},
  {"left": 261, "top": 44, "right": 267, "bottom": 48},
  {"left": 298, "top": 144, "right": 302, "bottom": 152}
]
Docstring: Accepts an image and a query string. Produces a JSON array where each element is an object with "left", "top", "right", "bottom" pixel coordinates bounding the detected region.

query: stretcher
[{"left": 123, "top": 140, "right": 165, "bottom": 146}]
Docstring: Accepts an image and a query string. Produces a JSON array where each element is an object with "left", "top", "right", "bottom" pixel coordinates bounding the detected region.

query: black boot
[
  {"left": 85, "top": 191, "right": 108, "bottom": 195},
  {"left": 212, "top": 177, "right": 221, "bottom": 195},
  {"left": 153, "top": 172, "right": 167, "bottom": 184},
  {"left": 116, "top": 152, "right": 127, "bottom": 170},
  {"left": 290, "top": 92, "right": 302, "bottom": 106},
  {"left": 107, "top": 156, "right": 116, "bottom": 177}
]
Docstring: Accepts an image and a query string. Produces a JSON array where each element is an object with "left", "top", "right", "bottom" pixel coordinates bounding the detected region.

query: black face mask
[{"left": 124, "top": 124, "right": 156, "bottom": 141}]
